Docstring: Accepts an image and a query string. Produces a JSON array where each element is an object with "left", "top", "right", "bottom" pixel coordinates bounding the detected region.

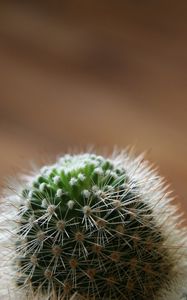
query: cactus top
[
  {"left": 1, "top": 152, "right": 187, "bottom": 300},
  {"left": 23, "top": 153, "right": 127, "bottom": 221}
]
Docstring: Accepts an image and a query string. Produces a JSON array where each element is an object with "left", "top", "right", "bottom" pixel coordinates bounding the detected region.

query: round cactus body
[{"left": 0, "top": 152, "right": 187, "bottom": 300}]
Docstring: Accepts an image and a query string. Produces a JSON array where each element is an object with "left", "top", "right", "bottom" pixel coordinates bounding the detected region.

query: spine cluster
[{"left": 0, "top": 152, "right": 187, "bottom": 300}]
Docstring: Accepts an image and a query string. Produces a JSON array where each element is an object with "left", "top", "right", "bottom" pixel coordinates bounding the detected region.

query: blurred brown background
[{"left": 0, "top": 1, "right": 187, "bottom": 217}]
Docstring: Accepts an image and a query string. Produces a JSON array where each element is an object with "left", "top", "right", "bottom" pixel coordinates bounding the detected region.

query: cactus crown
[{"left": 13, "top": 153, "right": 173, "bottom": 299}]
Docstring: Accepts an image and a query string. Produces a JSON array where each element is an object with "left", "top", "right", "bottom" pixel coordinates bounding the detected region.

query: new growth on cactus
[{"left": 0, "top": 151, "right": 187, "bottom": 300}]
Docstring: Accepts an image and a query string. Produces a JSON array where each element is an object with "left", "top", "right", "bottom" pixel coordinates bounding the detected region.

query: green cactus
[{"left": 0, "top": 152, "right": 187, "bottom": 300}]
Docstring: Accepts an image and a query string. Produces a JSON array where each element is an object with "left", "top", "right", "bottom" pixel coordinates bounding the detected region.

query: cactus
[{"left": 0, "top": 151, "right": 187, "bottom": 300}]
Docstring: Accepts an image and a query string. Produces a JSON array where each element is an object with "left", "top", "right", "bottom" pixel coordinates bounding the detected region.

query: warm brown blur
[{"left": 0, "top": 1, "right": 187, "bottom": 218}]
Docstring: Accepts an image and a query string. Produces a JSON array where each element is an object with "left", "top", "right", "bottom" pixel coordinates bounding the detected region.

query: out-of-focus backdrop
[{"left": 0, "top": 1, "right": 187, "bottom": 217}]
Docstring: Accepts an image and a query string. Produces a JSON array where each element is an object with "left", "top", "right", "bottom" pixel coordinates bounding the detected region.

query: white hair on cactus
[
  {"left": 77, "top": 173, "right": 85, "bottom": 182},
  {"left": 56, "top": 189, "right": 63, "bottom": 197},
  {"left": 82, "top": 190, "right": 91, "bottom": 198},
  {"left": 69, "top": 177, "right": 78, "bottom": 186},
  {"left": 94, "top": 167, "right": 103, "bottom": 175},
  {"left": 0, "top": 150, "right": 187, "bottom": 300},
  {"left": 67, "top": 200, "right": 75, "bottom": 210},
  {"left": 39, "top": 182, "right": 46, "bottom": 192},
  {"left": 53, "top": 176, "right": 61, "bottom": 185}
]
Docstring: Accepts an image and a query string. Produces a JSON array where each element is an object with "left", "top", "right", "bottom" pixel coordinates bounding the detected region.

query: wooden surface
[{"left": 0, "top": 1, "right": 187, "bottom": 218}]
